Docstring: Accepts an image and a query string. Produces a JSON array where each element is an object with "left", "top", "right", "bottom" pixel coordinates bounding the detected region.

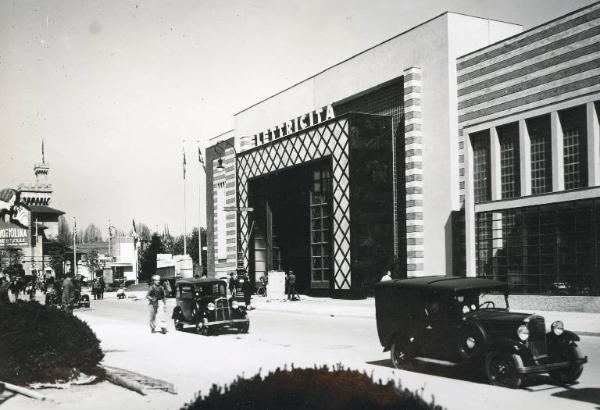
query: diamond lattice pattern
[{"left": 237, "top": 119, "right": 351, "bottom": 290}]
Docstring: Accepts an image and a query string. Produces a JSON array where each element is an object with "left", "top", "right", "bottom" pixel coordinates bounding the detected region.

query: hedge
[
  {"left": 0, "top": 301, "right": 104, "bottom": 384},
  {"left": 183, "top": 364, "right": 443, "bottom": 410}
]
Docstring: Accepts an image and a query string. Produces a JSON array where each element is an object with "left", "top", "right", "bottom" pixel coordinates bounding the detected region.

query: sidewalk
[{"left": 114, "top": 289, "right": 600, "bottom": 336}]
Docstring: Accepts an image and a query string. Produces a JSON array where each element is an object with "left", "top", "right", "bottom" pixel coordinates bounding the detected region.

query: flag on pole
[
  {"left": 198, "top": 145, "right": 205, "bottom": 171},
  {"left": 183, "top": 147, "right": 187, "bottom": 179}
]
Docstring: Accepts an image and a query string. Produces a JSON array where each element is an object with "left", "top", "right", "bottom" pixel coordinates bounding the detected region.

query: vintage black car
[
  {"left": 375, "top": 276, "right": 587, "bottom": 388},
  {"left": 171, "top": 278, "right": 249, "bottom": 335}
]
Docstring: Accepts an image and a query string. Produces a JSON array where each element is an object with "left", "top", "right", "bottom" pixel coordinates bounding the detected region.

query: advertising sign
[{"left": 0, "top": 220, "right": 29, "bottom": 248}]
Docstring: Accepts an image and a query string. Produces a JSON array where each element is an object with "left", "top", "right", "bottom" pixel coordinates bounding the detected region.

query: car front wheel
[
  {"left": 390, "top": 338, "right": 415, "bottom": 370},
  {"left": 549, "top": 345, "right": 584, "bottom": 384},
  {"left": 238, "top": 322, "right": 249, "bottom": 334},
  {"left": 485, "top": 351, "right": 524, "bottom": 388}
]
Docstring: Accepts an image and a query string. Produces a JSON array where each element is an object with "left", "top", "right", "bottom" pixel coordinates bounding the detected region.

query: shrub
[
  {"left": 183, "top": 364, "right": 443, "bottom": 410},
  {"left": 0, "top": 301, "right": 104, "bottom": 384}
]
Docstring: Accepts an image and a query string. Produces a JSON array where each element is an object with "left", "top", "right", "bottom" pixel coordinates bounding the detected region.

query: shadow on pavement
[
  {"left": 366, "top": 358, "right": 590, "bottom": 394},
  {"left": 552, "top": 386, "right": 600, "bottom": 407}
]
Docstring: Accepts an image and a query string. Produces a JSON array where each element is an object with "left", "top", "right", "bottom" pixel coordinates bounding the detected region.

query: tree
[
  {"left": 46, "top": 242, "right": 69, "bottom": 278},
  {"left": 87, "top": 249, "right": 100, "bottom": 274},
  {"left": 83, "top": 224, "right": 103, "bottom": 243},
  {"left": 57, "top": 216, "right": 72, "bottom": 246},
  {"left": 139, "top": 233, "right": 164, "bottom": 282},
  {"left": 134, "top": 221, "right": 151, "bottom": 242}
]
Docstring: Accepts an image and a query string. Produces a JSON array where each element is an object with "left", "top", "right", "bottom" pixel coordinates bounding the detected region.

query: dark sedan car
[
  {"left": 172, "top": 278, "right": 249, "bottom": 335},
  {"left": 375, "top": 276, "right": 587, "bottom": 388}
]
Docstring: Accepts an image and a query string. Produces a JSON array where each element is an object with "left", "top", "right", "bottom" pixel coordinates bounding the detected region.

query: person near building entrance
[
  {"left": 241, "top": 273, "right": 253, "bottom": 309},
  {"left": 146, "top": 274, "right": 168, "bottom": 334},
  {"left": 61, "top": 272, "right": 76, "bottom": 314},
  {"left": 380, "top": 270, "right": 392, "bottom": 281},
  {"left": 287, "top": 270, "right": 299, "bottom": 301},
  {"left": 228, "top": 272, "right": 237, "bottom": 297}
]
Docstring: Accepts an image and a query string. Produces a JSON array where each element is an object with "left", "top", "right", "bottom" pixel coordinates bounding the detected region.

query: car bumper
[
  {"left": 517, "top": 356, "right": 588, "bottom": 374},
  {"left": 205, "top": 318, "right": 248, "bottom": 327}
]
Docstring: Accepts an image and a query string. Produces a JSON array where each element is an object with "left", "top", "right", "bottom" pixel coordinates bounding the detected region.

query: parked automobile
[
  {"left": 171, "top": 278, "right": 249, "bottom": 335},
  {"left": 375, "top": 276, "right": 587, "bottom": 388}
]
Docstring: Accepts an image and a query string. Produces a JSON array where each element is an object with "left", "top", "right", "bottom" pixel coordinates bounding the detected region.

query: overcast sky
[{"left": 1, "top": 0, "right": 596, "bottom": 237}]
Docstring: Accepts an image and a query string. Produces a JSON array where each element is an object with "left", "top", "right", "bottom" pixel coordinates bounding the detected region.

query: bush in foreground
[
  {"left": 183, "top": 364, "right": 443, "bottom": 410},
  {"left": 0, "top": 301, "right": 104, "bottom": 384}
]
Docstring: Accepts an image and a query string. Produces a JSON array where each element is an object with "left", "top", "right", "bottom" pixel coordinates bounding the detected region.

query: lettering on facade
[
  {"left": 0, "top": 224, "right": 28, "bottom": 248},
  {"left": 252, "top": 104, "right": 335, "bottom": 147}
]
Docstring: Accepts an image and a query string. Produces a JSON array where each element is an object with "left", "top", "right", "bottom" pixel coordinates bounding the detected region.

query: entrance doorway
[{"left": 248, "top": 159, "right": 332, "bottom": 294}]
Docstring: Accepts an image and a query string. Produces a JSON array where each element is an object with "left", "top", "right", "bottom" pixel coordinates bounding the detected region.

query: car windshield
[
  {"left": 194, "top": 283, "right": 226, "bottom": 297},
  {"left": 454, "top": 290, "right": 508, "bottom": 314}
]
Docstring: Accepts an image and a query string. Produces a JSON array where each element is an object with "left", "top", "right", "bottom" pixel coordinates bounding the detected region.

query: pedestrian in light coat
[{"left": 146, "top": 275, "right": 167, "bottom": 334}]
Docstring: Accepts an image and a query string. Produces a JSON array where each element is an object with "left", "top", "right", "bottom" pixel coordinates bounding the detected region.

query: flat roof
[{"left": 377, "top": 276, "right": 508, "bottom": 292}]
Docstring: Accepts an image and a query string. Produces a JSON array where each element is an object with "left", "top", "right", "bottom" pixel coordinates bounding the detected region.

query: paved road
[{"left": 5, "top": 295, "right": 600, "bottom": 410}]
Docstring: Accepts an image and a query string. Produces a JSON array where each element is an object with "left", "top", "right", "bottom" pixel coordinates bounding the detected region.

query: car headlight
[
  {"left": 517, "top": 324, "right": 529, "bottom": 341},
  {"left": 231, "top": 300, "right": 239, "bottom": 309},
  {"left": 551, "top": 320, "right": 564, "bottom": 336},
  {"left": 465, "top": 336, "right": 476, "bottom": 349},
  {"left": 207, "top": 302, "right": 215, "bottom": 311}
]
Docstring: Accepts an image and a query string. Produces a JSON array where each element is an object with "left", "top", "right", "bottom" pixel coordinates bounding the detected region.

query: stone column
[
  {"left": 551, "top": 111, "right": 564, "bottom": 192},
  {"left": 519, "top": 119, "right": 532, "bottom": 196},
  {"left": 490, "top": 127, "right": 502, "bottom": 200},
  {"left": 587, "top": 102, "right": 600, "bottom": 186}
]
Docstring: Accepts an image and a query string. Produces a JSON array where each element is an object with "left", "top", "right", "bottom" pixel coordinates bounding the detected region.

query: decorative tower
[{"left": 18, "top": 139, "right": 53, "bottom": 206}]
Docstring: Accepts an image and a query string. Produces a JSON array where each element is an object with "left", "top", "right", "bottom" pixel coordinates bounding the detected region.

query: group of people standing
[
  {"left": 90, "top": 277, "right": 105, "bottom": 300},
  {"left": 0, "top": 273, "right": 40, "bottom": 304},
  {"left": 228, "top": 270, "right": 253, "bottom": 308}
]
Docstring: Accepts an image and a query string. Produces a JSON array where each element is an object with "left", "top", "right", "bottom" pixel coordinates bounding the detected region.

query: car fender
[
  {"left": 487, "top": 337, "right": 523, "bottom": 355},
  {"left": 171, "top": 306, "right": 182, "bottom": 320}
]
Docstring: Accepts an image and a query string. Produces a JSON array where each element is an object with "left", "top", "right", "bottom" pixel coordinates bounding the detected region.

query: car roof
[
  {"left": 176, "top": 278, "right": 225, "bottom": 285},
  {"left": 376, "top": 276, "right": 507, "bottom": 293}
]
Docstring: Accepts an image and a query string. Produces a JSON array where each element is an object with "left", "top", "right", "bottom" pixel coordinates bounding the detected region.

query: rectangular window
[
  {"left": 560, "top": 106, "right": 588, "bottom": 190},
  {"left": 471, "top": 131, "right": 491, "bottom": 203},
  {"left": 216, "top": 182, "right": 227, "bottom": 260},
  {"left": 498, "top": 123, "right": 520, "bottom": 199},
  {"left": 527, "top": 115, "right": 552, "bottom": 194}
]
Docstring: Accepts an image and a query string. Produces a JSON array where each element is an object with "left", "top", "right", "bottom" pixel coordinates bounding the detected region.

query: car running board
[{"left": 413, "top": 357, "right": 459, "bottom": 367}]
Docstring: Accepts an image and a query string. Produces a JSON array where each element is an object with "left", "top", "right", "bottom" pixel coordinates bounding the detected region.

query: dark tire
[
  {"left": 238, "top": 321, "right": 250, "bottom": 334},
  {"left": 485, "top": 351, "right": 524, "bottom": 388},
  {"left": 173, "top": 318, "right": 183, "bottom": 331},
  {"left": 549, "top": 345, "right": 584, "bottom": 384},
  {"left": 390, "top": 338, "right": 415, "bottom": 370}
]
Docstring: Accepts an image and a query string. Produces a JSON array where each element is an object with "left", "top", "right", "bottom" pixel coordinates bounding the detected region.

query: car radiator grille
[
  {"left": 528, "top": 316, "right": 547, "bottom": 358},
  {"left": 215, "top": 298, "right": 231, "bottom": 322}
]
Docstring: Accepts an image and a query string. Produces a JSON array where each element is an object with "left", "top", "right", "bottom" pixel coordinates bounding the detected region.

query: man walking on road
[{"left": 146, "top": 275, "right": 168, "bottom": 334}]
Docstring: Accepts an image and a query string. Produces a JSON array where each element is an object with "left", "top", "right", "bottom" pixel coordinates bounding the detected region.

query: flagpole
[
  {"left": 183, "top": 141, "right": 187, "bottom": 256},
  {"left": 73, "top": 217, "right": 77, "bottom": 277},
  {"left": 197, "top": 141, "right": 205, "bottom": 275}
]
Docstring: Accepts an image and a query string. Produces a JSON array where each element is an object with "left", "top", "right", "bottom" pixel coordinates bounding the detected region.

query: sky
[{"left": 1, "top": 0, "right": 597, "bottom": 237}]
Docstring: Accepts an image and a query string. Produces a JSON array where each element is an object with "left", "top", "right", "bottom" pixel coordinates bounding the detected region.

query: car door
[
  {"left": 422, "top": 294, "right": 461, "bottom": 360},
  {"left": 179, "top": 284, "right": 194, "bottom": 321}
]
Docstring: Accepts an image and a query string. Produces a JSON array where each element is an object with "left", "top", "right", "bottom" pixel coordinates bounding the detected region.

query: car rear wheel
[
  {"left": 390, "top": 338, "right": 415, "bottom": 370},
  {"left": 549, "top": 345, "right": 584, "bottom": 384},
  {"left": 485, "top": 351, "right": 524, "bottom": 388}
]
